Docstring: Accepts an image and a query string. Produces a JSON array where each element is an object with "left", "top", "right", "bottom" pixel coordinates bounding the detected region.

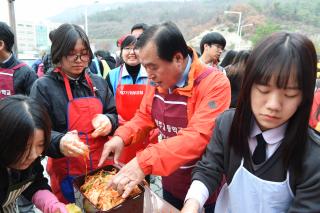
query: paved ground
[{"left": 150, "top": 175, "right": 163, "bottom": 198}]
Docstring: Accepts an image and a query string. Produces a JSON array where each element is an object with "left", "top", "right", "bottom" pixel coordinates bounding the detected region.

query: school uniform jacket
[
  {"left": 0, "top": 158, "right": 51, "bottom": 210},
  {"left": 193, "top": 109, "right": 320, "bottom": 212}
]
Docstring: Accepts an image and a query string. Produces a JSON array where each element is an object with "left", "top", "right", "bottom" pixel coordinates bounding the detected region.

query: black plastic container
[{"left": 73, "top": 165, "right": 144, "bottom": 213}]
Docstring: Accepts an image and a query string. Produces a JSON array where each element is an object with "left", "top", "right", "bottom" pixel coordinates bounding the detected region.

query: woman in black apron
[{"left": 0, "top": 95, "right": 67, "bottom": 213}]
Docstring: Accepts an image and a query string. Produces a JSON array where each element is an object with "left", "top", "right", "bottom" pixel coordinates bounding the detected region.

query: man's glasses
[
  {"left": 211, "top": 44, "right": 225, "bottom": 52},
  {"left": 66, "top": 54, "right": 90, "bottom": 62}
]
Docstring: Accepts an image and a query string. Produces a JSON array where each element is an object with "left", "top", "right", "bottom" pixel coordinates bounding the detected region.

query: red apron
[
  {"left": 115, "top": 65, "right": 157, "bottom": 163},
  {"left": 0, "top": 63, "right": 26, "bottom": 98},
  {"left": 151, "top": 68, "right": 218, "bottom": 204},
  {"left": 47, "top": 69, "right": 112, "bottom": 203}
]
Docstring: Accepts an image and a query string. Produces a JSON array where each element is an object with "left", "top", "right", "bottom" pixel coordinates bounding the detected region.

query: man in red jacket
[{"left": 99, "top": 22, "right": 231, "bottom": 212}]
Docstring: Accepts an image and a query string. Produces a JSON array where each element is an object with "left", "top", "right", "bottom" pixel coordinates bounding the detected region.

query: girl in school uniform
[
  {"left": 181, "top": 32, "right": 320, "bottom": 213},
  {"left": 0, "top": 95, "right": 66, "bottom": 213}
]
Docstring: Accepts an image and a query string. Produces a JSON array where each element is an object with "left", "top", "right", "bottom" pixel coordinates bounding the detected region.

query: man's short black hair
[
  {"left": 131, "top": 23, "right": 149, "bottom": 33},
  {"left": 200, "top": 32, "right": 226, "bottom": 54},
  {"left": 135, "top": 22, "right": 189, "bottom": 62},
  {"left": 0, "top": 21, "right": 14, "bottom": 52}
]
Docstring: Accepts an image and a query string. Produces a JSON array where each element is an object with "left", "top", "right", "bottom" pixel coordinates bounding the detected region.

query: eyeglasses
[
  {"left": 123, "top": 47, "right": 136, "bottom": 52},
  {"left": 211, "top": 44, "right": 225, "bottom": 52},
  {"left": 66, "top": 54, "right": 90, "bottom": 62}
]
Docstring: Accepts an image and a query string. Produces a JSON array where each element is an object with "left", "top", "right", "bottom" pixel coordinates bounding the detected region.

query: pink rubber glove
[{"left": 32, "top": 190, "right": 68, "bottom": 213}]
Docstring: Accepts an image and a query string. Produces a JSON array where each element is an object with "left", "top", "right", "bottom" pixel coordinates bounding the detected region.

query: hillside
[
  {"left": 51, "top": 0, "right": 320, "bottom": 52},
  {"left": 77, "top": 0, "right": 232, "bottom": 51}
]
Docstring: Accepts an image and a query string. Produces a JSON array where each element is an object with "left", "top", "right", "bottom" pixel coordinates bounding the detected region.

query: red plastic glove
[{"left": 32, "top": 190, "right": 67, "bottom": 213}]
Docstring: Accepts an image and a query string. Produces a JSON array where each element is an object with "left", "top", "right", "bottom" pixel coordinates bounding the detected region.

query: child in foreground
[{"left": 0, "top": 95, "right": 67, "bottom": 213}]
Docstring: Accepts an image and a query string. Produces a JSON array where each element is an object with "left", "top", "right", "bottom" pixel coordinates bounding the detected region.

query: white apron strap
[{"left": 2, "top": 181, "right": 32, "bottom": 209}]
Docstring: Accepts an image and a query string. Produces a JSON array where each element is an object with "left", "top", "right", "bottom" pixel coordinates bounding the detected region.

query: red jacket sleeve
[
  {"left": 310, "top": 90, "right": 320, "bottom": 129},
  {"left": 137, "top": 71, "right": 231, "bottom": 176}
]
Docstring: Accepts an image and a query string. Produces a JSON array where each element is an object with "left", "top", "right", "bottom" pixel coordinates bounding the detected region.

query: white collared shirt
[
  {"left": 249, "top": 120, "right": 287, "bottom": 159},
  {"left": 185, "top": 120, "right": 288, "bottom": 210}
]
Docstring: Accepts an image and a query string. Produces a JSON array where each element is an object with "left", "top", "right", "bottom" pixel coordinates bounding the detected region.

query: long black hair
[
  {"left": 226, "top": 50, "right": 251, "bottom": 77},
  {"left": 220, "top": 50, "right": 238, "bottom": 68},
  {"left": 229, "top": 32, "right": 317, "bottom": 174},
  {"left": 0, "top": 95, "right": 51, "bottom": 167}
]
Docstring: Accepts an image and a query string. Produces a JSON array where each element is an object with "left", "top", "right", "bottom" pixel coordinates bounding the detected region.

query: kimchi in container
[{"left": 73, "top": 165, "right": 144, "bottom": 213}]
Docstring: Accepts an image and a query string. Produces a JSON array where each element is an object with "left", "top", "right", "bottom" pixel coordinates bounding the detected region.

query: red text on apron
[{"left": 115, "top": 65, "right": 157, "bottom": 163}]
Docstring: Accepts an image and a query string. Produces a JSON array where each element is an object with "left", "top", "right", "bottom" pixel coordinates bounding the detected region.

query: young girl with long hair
[{"left": 182, "top": 32, "right": 320, "bottom": 212}]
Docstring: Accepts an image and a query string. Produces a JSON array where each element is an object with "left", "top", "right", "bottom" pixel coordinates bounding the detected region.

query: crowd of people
[{"left": 1, "top": 18, "right": 320, "bottom": 213}]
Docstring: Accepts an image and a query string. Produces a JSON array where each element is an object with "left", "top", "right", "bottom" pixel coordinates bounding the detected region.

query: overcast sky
[
  {"left": 1, "top": 0, "right": 82, "bottom": 22},
  {"left": 13, "top": 0, "right": 108, "bottom": 21},
  {"left": 1, "top": 0, "right": 179, "bottom": 23}
]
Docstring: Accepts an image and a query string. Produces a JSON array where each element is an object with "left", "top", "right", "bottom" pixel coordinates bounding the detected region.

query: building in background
[
  {"left": 16, "top": 21, "right": 36, "bottom": 55},
  {"left": 0, "top": 0, "right": 60, "bottom": 58},
  {"left": 35, "top": 24, "right": 48, "bottom": 50},
  {"left": 16, "top": 21, "right": 60, "bottom": 59}
]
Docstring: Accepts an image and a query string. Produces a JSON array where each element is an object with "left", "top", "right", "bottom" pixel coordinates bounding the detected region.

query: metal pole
[
  {"left": 237, "top": 12, "right": 242, "bottom": 37},
  {"left": 224, "top": 11, "right": 242, "bottom": 36},
  {"left": 239, "top": 25, "right": 243, "bottom": 50},
  {"left": 239, "top": 24, "right": 253, "bottom": 50},
  {"left": 8, "top": 0, "right": 18, "bottom": 54}
]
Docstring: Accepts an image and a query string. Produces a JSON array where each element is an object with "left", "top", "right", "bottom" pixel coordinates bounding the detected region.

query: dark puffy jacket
[
  {"left": 0, "top": 54, "right": 37, "bottom": 95},
  {"left": 42, "top": 54, "right": 53, "bottom": 74},
  {"left": 105, "top": 55, "right": 116, "bottom": 70},
  {"left": 30, "top": 68, "right": 118, "bottom": 158},
  {"left": 0, "top": 158, "right": 51, "bottom": 207}
]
